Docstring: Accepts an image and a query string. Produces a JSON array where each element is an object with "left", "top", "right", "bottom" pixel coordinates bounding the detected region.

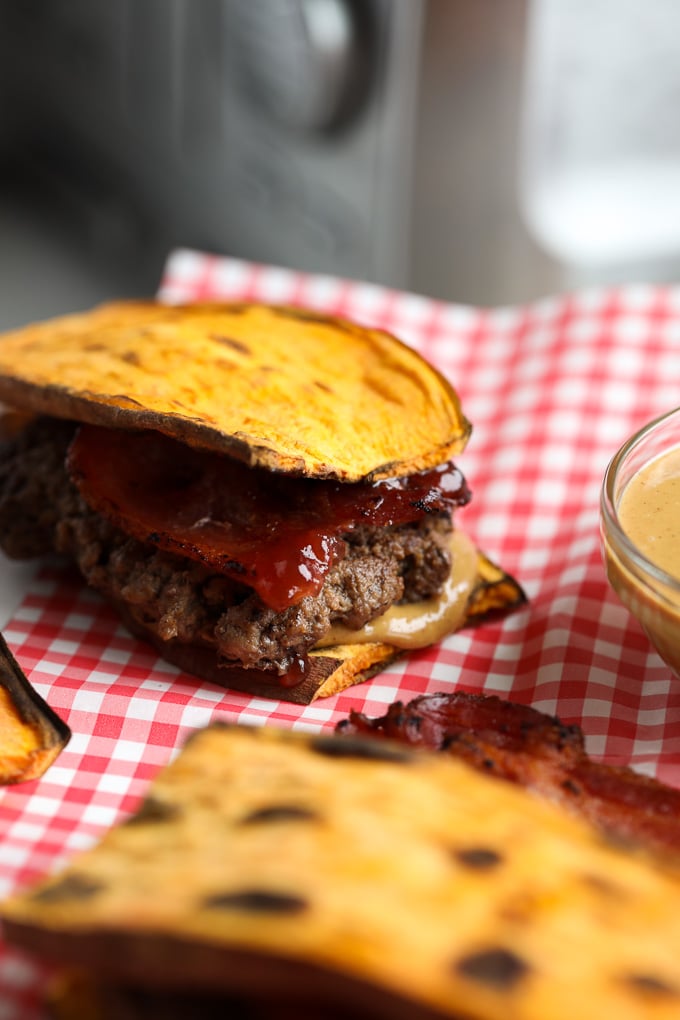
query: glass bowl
[{"left": 600, "top": 406, "right": 680, "bottom": 677}]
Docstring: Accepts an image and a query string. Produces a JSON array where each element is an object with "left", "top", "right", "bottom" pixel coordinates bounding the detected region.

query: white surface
[
  {"left": 527, "top": 163, "right": 680, "bottom": 267},
  {"left": 521, "top": 0, "right": 680, "bottom": 270},
  {"left": 0, "top": 186, "right": 150, "bottom": 630},
  {"left": 0, "top": 553, "right": 36, "bottom": 630}
]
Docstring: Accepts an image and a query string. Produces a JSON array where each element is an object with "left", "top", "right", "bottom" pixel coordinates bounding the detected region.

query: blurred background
[{"left": 0, "top": 0, "right": 679, "bottom": 328}]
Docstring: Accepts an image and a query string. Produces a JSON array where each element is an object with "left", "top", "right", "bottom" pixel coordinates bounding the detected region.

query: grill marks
[
  {"left": 30, "top": 874, "right": 104, "bottom": 904},
  {"left": 19, "top": 725, "right": 680, "bottom": 1011},
  {"left": 625, "top": 973, "right": 679, "bottom": 997},
  {"left": 453, "top": 846, "right": 503, "bottom": 871},
  {"left": 239, "top": 804, "right": 320, "bottom": 825},
  {"left": 122, "top": 796, "right": 180, "bottom": 826},
  {"left": 203, "top": 889, "right": 308, "bottom": 915},
  {"left": 455, "top": 947, "right": 529, "bottom": 989},
  {"left": 208, "top": 333, "right": 252, "bottom": 356},
  {"left": 309, "top": 733, "right": 415, "bottom": 763}
]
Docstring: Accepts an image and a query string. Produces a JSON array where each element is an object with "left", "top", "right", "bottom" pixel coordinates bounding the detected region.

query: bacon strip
[
  {"left": 67, "top": 425, "right": 470, "bottom": 612},
  {"left": 337, "top": 692, "right": 680, "bottom": 859}
]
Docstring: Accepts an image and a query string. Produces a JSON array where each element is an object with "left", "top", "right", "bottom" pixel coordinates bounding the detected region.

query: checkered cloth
[{"left": 3, "top": 249, "right": 680, "bottom": 1017}]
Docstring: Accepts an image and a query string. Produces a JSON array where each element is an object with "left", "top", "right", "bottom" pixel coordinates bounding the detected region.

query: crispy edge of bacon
[{"left": 336, "top": 692, "right": 680, "bottom": 862}]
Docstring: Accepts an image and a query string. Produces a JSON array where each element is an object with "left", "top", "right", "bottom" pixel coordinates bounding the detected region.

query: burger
[{"left": 0, "top": 301, "right": 524, "bottom": 702}]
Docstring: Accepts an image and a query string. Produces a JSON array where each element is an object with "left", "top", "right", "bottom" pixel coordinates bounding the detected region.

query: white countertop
[{"left": 0, "top": 553, "right": 36, "bottom": 630}]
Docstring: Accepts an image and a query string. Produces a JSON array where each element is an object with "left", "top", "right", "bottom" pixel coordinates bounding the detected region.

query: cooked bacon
[
  {"left": 67, "top": 425, "right": 470, "bottom": 612},
  {"left": 337, "top": 692, "right": 680, "bottom": 859}
]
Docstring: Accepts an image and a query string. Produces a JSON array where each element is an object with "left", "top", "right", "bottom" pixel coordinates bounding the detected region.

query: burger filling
[{"left": 0, "top": 417, "right": 471, "bottom": 681}]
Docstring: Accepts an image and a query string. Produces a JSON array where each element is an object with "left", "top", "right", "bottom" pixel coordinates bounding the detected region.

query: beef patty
[{"left": 0, "top": 417, "right": 454, "bottom": 674}]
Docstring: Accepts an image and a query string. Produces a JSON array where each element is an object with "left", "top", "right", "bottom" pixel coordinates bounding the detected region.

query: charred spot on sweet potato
[
  {"left": 31, "top": 874, "right": 104, "bottom": 904},
  {"left": 209, "top": 334, "right": 252, "bottom": 356},
  {"left": 454, "top": 847, "right": 503, "bottom": 870},
  {"left": 239, "top": 804, "right": 320, "bottom": 825},
  {"left": 454, "top": 947, "right": 530, "bottom": 989},
  {"left": 123, "top": 796, "right": 180, "bottom": 826},
  {"left": 202, "top": 889, "right": 308, "bottom": 914},
  {"left": 309, "top": 734, "right": 414, "bottom": 763},
  {"left": 624, "top": 973, "right": 678, "bottom": 997}
]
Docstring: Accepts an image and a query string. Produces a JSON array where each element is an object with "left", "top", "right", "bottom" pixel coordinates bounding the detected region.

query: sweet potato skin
[{"left": 0, "top": 632, "right": 70, "bottom": 783}]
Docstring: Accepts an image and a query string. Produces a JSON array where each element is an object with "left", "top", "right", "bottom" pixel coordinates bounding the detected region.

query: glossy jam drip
[{"left": 67, "top": 425, "right": 470, "bottom": 611}]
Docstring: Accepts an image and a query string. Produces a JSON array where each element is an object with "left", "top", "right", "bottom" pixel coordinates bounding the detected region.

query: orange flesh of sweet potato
[
  {"left": 0, "top": 635, "right": 70, "bottom": 784},
  {"left": 0, "top": 301, "right": 470, "bottom": 482}
]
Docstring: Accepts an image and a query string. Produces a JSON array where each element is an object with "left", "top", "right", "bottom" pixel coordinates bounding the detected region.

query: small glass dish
[{"left": 600, "top": 406, "right": 680, "bottom": 678}]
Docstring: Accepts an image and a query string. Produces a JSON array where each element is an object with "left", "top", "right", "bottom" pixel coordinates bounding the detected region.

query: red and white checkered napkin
[{"left": 4, "top": 249, "right": 680, "bottom": 1017}]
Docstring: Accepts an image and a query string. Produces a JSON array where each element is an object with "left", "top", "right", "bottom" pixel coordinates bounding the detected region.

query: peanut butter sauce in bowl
[{"left": 601, "top": 406, "right": 680, "bottom": 677}]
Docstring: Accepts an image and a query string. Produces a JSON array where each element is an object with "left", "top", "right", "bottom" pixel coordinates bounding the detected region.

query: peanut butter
[
  {"left": 605, "top": 444, "right": 680, "bottom": 677},
  {"left": 618, "top": 446, "right": 680, "bottom": 578},
  {"left": 315, "top": 530, "right": 478, "bottom": 651}
]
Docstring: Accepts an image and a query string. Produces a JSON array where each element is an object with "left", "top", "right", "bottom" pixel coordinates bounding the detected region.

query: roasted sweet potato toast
[{"left": 4, "top": 723, "right": 680, "bottom": 1019}]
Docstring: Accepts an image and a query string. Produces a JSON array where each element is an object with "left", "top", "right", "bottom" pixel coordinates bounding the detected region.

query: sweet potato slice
[
  {"left": 0, "top": 301, "right": 470, "bottom": 482},
  {"left": 462, "top": 549, "right": 526, "bottom": 623},
  {"left": 0, "top": 633, "right": 70, "bottom": 783}
]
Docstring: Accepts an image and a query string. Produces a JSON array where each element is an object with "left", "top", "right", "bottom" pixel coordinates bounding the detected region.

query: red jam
[{"left": 67, "top": 425, "right": 470, "bottom": 611}]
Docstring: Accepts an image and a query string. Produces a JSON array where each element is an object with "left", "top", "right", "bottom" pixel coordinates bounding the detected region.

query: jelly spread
[{"left": 67, "top": 425, "right": 470, "bottom": 611}]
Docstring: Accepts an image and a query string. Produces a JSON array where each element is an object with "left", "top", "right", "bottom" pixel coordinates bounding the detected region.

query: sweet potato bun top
[{"left": 0, "top": 301, "right": 470, "bottom": 481}]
